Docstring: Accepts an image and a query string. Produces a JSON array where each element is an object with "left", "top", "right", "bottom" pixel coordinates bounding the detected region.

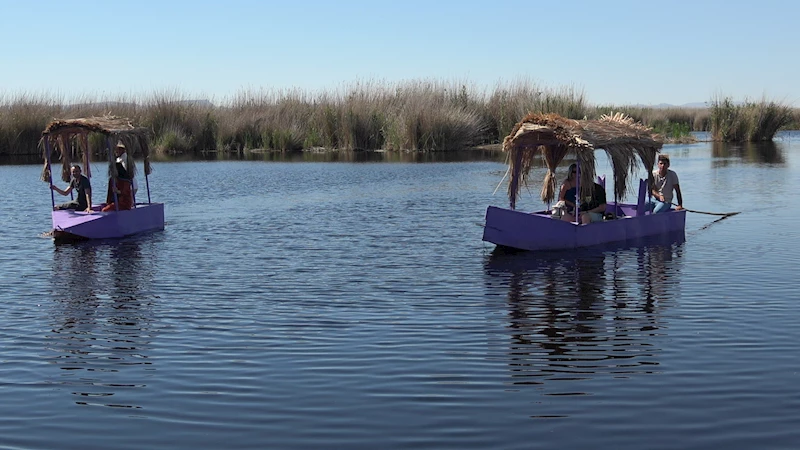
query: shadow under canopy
[
  {"left": 39, "top": 116, "right": 153, "bottom": 184},
  {"left": 502, "top": 112, "right": 663, "bottom": 209}
]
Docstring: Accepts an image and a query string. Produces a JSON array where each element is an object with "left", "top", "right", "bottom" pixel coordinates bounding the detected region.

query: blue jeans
[{"left": 646, "top": 200, "right": 671, "bottom": 214}]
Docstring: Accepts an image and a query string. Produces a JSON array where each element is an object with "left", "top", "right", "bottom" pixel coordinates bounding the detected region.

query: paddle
[
  {"left": 672, "top": 203, "right": 741, "bottom": 217},
  {"left": 670, "top": 203, "right": 741, "bottom": 231}
]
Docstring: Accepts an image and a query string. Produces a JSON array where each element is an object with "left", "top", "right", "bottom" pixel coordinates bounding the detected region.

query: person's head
[
  {"left": 70, "top": 164, "right": 82, "bottom": 178},
  {"left": 115, "top": 140, "right": 126, "bottom": 156},
  {"left": 657, "top": 154, "right": 671, "bottom": 172},
  {"left": 567, "top": 163, "right": 578, "bottom": 180}
]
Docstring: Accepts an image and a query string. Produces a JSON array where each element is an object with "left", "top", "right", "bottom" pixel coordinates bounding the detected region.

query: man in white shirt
[{"left": 648, "top": 154, "right": 683, "bottom": 213}]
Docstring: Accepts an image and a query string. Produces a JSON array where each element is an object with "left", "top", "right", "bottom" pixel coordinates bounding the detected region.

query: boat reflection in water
[
  {"left": 45, "top": 238, "right": 156, "bottom": 409},
  {"left": 483, "top": 232, "right": 685, "bottom": 391}
]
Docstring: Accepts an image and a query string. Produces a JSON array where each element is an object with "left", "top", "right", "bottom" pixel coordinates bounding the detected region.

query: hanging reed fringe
[
  {"left": 38, "top": 116, "right": 153, "bottom": 181},
  {"left": 502, "top": 112, "right": 662, "bottom": 209}
]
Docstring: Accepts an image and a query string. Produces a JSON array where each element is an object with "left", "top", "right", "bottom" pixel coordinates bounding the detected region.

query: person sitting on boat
[
  {"left": 557, "top": 163, "right": 579, "bottom": 212},
  {"left": 647, "top": 154, "right": 683, "bottom": 213},
  {"left": 101, "top": 140, "right": 135, "bottom": 212},
  {"left": 51, "top": 164, "right": 92, "bottom": 212},
  {"left": 561, "top": 181, "right": 607, "bottom": 224}
]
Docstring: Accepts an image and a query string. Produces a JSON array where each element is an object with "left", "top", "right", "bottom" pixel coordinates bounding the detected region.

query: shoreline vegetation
[{"left": 1, "top": 80, "right": 797, "bottom": 156}]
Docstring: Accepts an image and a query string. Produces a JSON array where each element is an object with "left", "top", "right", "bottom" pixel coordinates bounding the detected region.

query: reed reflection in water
[
  {"left": 711, "top": 141, "right": 785, "bottom": 166},
  {"left": 149, "top": 148, "right": 507, "bottom": 164},
  {"left": 45, "top": 238, "right": 157, "bottom": 409},
  {"left": 483, "top": 233, "right": 685, "bottom": 393}
]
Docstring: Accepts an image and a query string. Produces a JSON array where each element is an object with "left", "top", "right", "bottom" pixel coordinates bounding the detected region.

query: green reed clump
[
  {"left": 335, "top": 82, "right": 387, "bottom": 150},
  {"left": 483, "top": 80, "right": 587, "bottom": 143},
  {"left": 313, "top": 104, "right": 340, "bottom": 149},
  {"left": 710, "top": 96, "right": 794, "bottom": 141},
  {"left": 215, "top": 109, "right": 264, "bottom": 152},
  {"left": 140, "top": 90, "right": 217, "bottom": 153},
  {"left": 381, "top": 80, "right": 485, "bottom": 151},
  {"left": 649, "top": 121, "right": 695, "bottom": 143},
  {"left": 154, "top": 124, "right": 194, "bottom": 154},
  {"left": 263, "top": 127, "right": 305, "bottom": 151},
  {"left": 215, "top": 88, "right": 315, "bottom": 152},
  {"left": 588, "top": 104, "right": 710, "bottom": 132},
  {"left": 484, "top": 82, "right": 538, "bottom": 143}
]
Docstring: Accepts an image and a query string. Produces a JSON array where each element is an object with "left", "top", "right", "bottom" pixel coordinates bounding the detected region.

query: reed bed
[
  {"left": 0, "top": 82, "right": 796, "bottom": 155},
  {"left": 590, "top": 105, "right": 709, "bottom": 129},
  {"left": 0, "top": 93, "right": 61, "bottom": 155},
  {"left": 710, "top": 96, "right": 795, "bottom": 142}
]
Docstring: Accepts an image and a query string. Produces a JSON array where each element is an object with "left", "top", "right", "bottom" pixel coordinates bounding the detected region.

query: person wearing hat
[{"left": 101, "top": 140, "right": 135, "bottom": 212}]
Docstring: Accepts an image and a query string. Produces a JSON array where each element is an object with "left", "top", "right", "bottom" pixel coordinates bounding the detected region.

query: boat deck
[
  {"left": 483, "top": 202, "right": 686, "bottom": 251},
  {"left": 52, "top": 202, "right": 165, "bottom": 241}
]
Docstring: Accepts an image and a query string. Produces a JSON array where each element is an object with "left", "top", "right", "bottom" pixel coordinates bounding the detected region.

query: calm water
[{"left": 1, "top": 133, "right": 799, "bottom": 449}]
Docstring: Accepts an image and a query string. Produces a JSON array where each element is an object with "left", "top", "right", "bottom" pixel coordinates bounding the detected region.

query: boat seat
[{"left": 636, "top": 178, "right": 647, "bottom": 216}]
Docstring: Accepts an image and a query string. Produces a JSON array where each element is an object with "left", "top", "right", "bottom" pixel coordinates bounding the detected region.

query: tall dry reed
[
  {"left": 2, "top": 83, "right": 796, "bottom": 156},
  {"left": 0, "top": 93, "right": 62, "bottom": 155}
]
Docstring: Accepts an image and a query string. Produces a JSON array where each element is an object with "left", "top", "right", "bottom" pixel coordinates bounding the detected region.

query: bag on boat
[{"left": 551, "top": 201, "right": 567, "bottom": 219}]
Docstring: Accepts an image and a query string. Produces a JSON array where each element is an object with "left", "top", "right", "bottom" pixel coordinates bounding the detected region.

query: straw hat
[{"left": 116, "top": 140, "right": 126, "bottom": 149}]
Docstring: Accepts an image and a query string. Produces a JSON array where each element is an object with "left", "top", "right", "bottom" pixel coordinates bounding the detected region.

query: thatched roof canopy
[
  {"left": 40, "top": 116, "right": 152, "bottom": 183},
  {"left": 43, "top": 116, "right": 144, "bottom": 135},
  {"left": 503, "top": 112, "right": 663, "bottom": 209}
]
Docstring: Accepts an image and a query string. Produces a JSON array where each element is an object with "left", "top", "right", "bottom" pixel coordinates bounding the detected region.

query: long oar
[
  {"left": 672, "top": 204, "right": 741, "bottom": 217},
  {"left": 672, "top": 204, "right": 741, "bottom": 231}
]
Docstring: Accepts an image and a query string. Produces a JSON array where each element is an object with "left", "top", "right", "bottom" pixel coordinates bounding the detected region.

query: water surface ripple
[{"left": 1, "top": 135, "right": 800, "bottom": 449}]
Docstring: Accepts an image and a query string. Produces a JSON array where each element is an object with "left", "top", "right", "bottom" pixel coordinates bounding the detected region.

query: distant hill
[{"left": 632, "top": 102, "right": 709, "bottom": 109}]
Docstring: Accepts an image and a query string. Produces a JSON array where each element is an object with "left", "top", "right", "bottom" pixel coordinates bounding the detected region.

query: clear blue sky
[{"left": 1, "top": 0, "right": 798, "bottom": 106}]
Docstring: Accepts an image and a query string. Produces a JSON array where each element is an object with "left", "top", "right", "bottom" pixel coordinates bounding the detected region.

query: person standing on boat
[
  {"left": 648, "top": 154, "right": 683, "bottom": 213},
  {"left": 101, "top": 140, "right": 134, "bottom": 212},
  {"left": 51, "top": 164, "right": 92, "bottom": 212}
]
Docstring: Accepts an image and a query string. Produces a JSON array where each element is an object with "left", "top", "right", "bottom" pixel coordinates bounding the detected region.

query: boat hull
[
  {"left": 482, "top": 204, "right": 686, "bottom": 252},
  {"left": 52, "top": 203, "right": 165, "bottom": 243}
]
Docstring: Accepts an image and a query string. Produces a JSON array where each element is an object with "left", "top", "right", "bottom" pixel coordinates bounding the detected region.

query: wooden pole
[
  {"left": 145, "top": 157, "right": 152, "bottom": 204},
  {"left": 106, "top": 137, "right": 119, "bottom": 211},
  {"left": 574, "top": 159, "right": 580, "bottom": 224},
  {"left": 45, "top": 137, "right": 56, "bottom": 209}
]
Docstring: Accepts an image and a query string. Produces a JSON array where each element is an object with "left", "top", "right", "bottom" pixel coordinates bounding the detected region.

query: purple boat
[
  {"left": 483, "top": 113, "right": 686, "bottom": 252},
  {"left": 41, "top": 117, "right": 165, "bottom": 243}
]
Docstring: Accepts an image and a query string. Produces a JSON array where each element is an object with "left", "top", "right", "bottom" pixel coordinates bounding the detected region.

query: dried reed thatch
[
  {"left": 39, "top": 116, "right": 153, "bottom": 183},
  {"left": 503, "top": 112, "right": 663, "bottom": 209}
]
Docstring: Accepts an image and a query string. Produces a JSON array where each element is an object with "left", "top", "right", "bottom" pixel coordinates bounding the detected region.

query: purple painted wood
[
  {"left": 574, "top": 160, "right": 580, "bottom": 224},
  {"left": 482, "top": 204, "right": 686, "bottom": 252},
  {"left": 52, "top": 203, "right": 165, "bottom": 241},
  {"left": 636, "top": 178, "right": 648, "bottom": 216},
  {"left": 483, "top": 176, "right": 684, "bottom": 252}
]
